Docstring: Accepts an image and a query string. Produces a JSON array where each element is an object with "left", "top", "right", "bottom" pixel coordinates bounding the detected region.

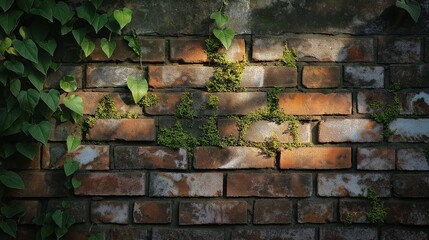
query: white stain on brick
[
  {"left": 318, "top": 174, "right": 390, "bottom": 197},
  {"left": 175, "top": 148, "right": 187, "bottom": 168},
  {"left": 397, "top": 148, "right": 429, "bottom": 170},
  {"left": 357, "top": 148, "right": 394, "bottom": 170},
  {"left": 389, "top": 119, "right": 429, "bottom": 142},
  {"left": 242, "top": 66, "right": 264, "bottom": 87},
  {"left": 319, "top": 119, "right": 383, "bottom": 142},
  {"left": 92, "top": 202, "right": 128, "bottom": 224},
  {"left": 74, "top": 146, "right": 103, "bottom": 166},
  {"left": 344, "top": 66, "right": 384, "bottom": 88}
]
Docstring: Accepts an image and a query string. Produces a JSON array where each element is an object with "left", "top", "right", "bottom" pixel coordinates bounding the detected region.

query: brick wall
[{"left": 12, "top": 0, "right": 429, "bottom": 239}]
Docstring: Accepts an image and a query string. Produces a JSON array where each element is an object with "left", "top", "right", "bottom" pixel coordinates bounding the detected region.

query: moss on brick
[{"left": 275, "top": 44, "right": 298, "bottom": 67}]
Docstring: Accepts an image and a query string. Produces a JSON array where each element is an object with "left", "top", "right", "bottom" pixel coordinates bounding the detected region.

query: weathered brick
[
  {"left": 357, "top": 147, "right": 395, "bottom": 170},
  {"left": 318, "top": 173, "right": 391, "bottom": 197},
  {"left": 170, "top": 39, "right": 245, "bottom": 63},
  {"left": 70, "top": 92, "right": 141, "bottom": 115},
  {"left": 344, "top": 66, "right": 384, "bottom": 88},
  {"left": 280, "top": 147, "right": 351, "bottom": 169},
  {"left": 252, "top": 37, "right": 374, "bottom": 62},
  {"left": 48, "top": 200, "right": 88, "bottom": 223},
  {"left": 339, "top": 199, "right": 371, "bottom": 224},
  {"left": 386, "top": 202, "right": 429, "bottom": 225},
  {"left": 152, "top": 229, "right": 224, "bottom": 240},
  {"left": 231, "top": 228, "right": 316, "bottom": 240},
  {"left": 378, "top": 37, "right": 421, "bottom": 63},
  {"left": 86, "top": 64, "right": 144, "bottom": 88},
  {"left": 397, "top": 148, "right": 429, "bottom": 170},
  {"left": 320, "top": 227, "right": 377, "bottom": 240},
  {"left": 12, "top": 172, "right": 66, "bottom": 197},
  {"left": 88, "top": 119, "right": 156, "bottom": 141},
  {"left": 298, "top": 199, "right": 334, "bottom": 223},
  {"left": 242, "top": 66, "right": 297, "bottom": 87},
  {"left": 218, "top": 118, "right": 239, "bottom": 138},
  {"left": 388, "top": 119, "right": 429, "bottom": 142},
  {"left": 194, "top": 147, "right": 274, "bottom": 169},
  {"left": 227, "top": 173, "right": 312, "bottom": 197},
  {"left": 45, "top": 65, "right": 83, "bottom": 89},
  {"left": 149, "top": 65, "right": 212, "bottom": 88},
  {"left": 74, "top": 172, "right": 146, "bottom": 196},
  {"left": 111, "top": 228, "right": 147, "bottom": 240},
  {"left": 357, "top": 90, "right": 391, "bottom": 113},
  {"left": 149, "top": 172, "right": 223, "bottom": 197},
  {"left": 90, "top": 37, "right": 138, "bottom": 62},
  {"left": 15, "top": 200, "right": 40, "bottom": 224},
  {"left": 399, "top": 91, "right": 429, "bottom": 115},
  {"left": 49, "top": 120, "right": 82, "bottom": 141},
  {"left": 2, "top": 143, "right": 41, "bottom": 170},
  {"left": 243, "top": 121, "right": 311, "bottom": 143},
  {"left": 381, "top": 228, "right": 429, "bottom": 240},
  {"left": 158, "top": 117, "right": 206, "bottom": 138},
  {"left": 179, "top": 200, "right": 247, "bottom": 225},
  {"left": 64, "top": 231, "right": 102, "bottom": 240},
  {"left": 391, "top": 64, "right": 429, "bottom": 88},
  {"left": 302, "top": 66, "right": 341, "bottom": 88},
  {"left": 254, "top": 199, "right": 292, "bottom": 224},
  {"left": 393, "top": 174, "right": 429, "bottom": 198},
  {"left": 91, "top": 201, "right": 128, "bottom": 224},
  {"left": 133, "top": 201, "right": 171, "bottom": 224},
  {"left": 115, "top": 146, "right": 187, "bottom": 170},
  {"left": 426, "top": 38, "right": 429, "bottom": 63},
  {"left": 16, "top": 228, "right": 37, "bottom": 240},
  {"left": 144, "top": 92, "right": 183, "bottom": 115},
  {"left": 319, "top": 119, "right": 383, "bottom": 142},
  {"left": 139, "top": 38, "right": 166, "bottom": 62},
  {"left": 42, "top": 144, "right": 109, "bottom": 170},
  {"left": 279, "top": 93, "right": 352, "bottom": 115}
]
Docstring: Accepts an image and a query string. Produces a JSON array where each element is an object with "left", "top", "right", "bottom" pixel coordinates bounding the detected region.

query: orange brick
[
  {"left": 88, "top": 119, "right": 156, "bottom": 141},
  {"left": 302, "top": 66, "right": 341, "bottom": 88},
  {"left": 279, "top": 92, "right": 352, "bottom": 115},
  {"left": 280, "top": 147, "right": 351, "bottom": 169}
]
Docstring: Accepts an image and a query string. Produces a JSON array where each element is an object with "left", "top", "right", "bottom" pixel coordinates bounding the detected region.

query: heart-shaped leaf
[
  {"left": 53, "top": 1, "right": 73, "bottom": 25},
  {"left": 16, "top": 0, "right": 34, "bottom": 12},
  {"left": 28, "top": 71, "right": 45, "bottom": 91},
  {"left": 114, "top": 7, "right": 132, "bottom": 30},
  {"left": 101, "top": 38, "right": 116, "bottom": 58},
  {"left": 76, "top": 2, "right": 96, "bottom": 24},
  {"left": 0, "top": 11, "right": 23, "bottom": 35},
  {"left": 4, "top": 60, "right": 24, "bottom": 75},
  {"left": 28, "top": 121, "right": 51, "bottom": 145},
  {"left": 16, "top": 142, "right": 37, "bottom": 160},
  {"left": 0, "top": 204, "right": 25, "bottom": 218},
  {"left": 92, "top": 14, "right": 108, "bottom": 33},
  {"left": 40, "top": 89, "right": 60, "bottom": 112},
  {"left": 72, "top": 28, "right": 90, "bottom": 45},
  {"left": 33, "top": 51, "right": 52, "bottom": 75},
  {"left": 66, "top": 134, "right": 81, "bottom": 153},
  {"left": 60, "top": 75, "right": 77, "bottom": 92},
  {"left": 17, "top": 89, "right": 40, "bottom": 113},
  {"left": 213, "top": 27, "right": 234, "bottom": 49},
  {"left": 71, "top": 176, "right": 81, "bottom": 189},
  {"left": 396, "top": 0, "right": 421, "bottom": 23},
  {"left": 210, "top": 11, "right": 228, "bottom": 28},
  {"left": 30, "top": 5, "right": 53, "bottom": 22},
  {"left": 90, "top": 0, "right": 104, "bottom": 9},
  {"left": 0, "top": 171, "right": 24, "bottom": 189},
  {"left": 28, "top": 20, "right": 49, "bottom": 42},
  {"left": 0, "top": 219, "right": 17, "bottom": 238},
  {"left": 51, "top": 210, "right": 63, "bottom": 228},
  {"left": 81, "top": 37, "right": 95, "bottom": 58},
  {"left": 9, "top": 78, "right": 21, "bottom": 97},
  {"left": 13, "top": 39, "right": 39, "bottom": 63},
  {"left": 63, "top": 94, "right": 83, "bottom": 116},
  {"left": 106, "top": 12, "right": 121, "bottom": 34},
  {"left": 0, "top": 0, "right": 14, "bottom": 11},
  {"left": 38, "top": 39, "right": 57, "bottom": 56},
  {"left": 64, "top": 157, "right": 79, "bottom": 176},
  {"left": 127, "top": 76, "right": 148, "bottom": 104}
]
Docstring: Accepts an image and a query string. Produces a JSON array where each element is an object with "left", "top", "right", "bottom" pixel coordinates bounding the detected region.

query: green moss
[
  {"left": 176, "top": 92, "right": 195, "bottom": 119},
  {"left": 365, "top": 189, "right": 388, "bottom": 224},
  {"left": 344, "top": 212, "right": 354, "bottom": 225},
  {"left": 267, "top": 87, "right": 283, "bottom": 111},
  {"left": 275, "top": 44, "right": 298, "bottom": 67},
  {"left": 207, "top": 94, "right": 219, "bottom": 109},
  {"left": 139, "top": 93, "right": 159, "bottom": 107},
  {"left": 157, "top": 121, "right": 200, "bottom": 157}
]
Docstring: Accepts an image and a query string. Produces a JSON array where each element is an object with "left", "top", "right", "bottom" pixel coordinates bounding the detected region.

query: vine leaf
[
  {"left": 101, "top": 38, "right": 116, "bottom": 58},
  {"left": 213, "top": 27, "right": 234, "bottom": 49},
  {"left": 92, "top": 13, "right": 108, "bottom": 33},
  {"left": 4, "top": 60, "right": 24, "bottom": 75},
  {"left": 28, "top": 121, "right": 51, "bottom": 145},
  {"left": 53, "top": 1, "right": 73, "bottom": 25},
  {"left": 0, "top": 37, "right": 12, "bottom": 55},
  {"left": 37, "top": 39, "right": 57, "bottom": 57},
  {"left": 40, "top": 89, "right": 60, "bottom": 112},
  {"left": 72, "top": 28, "right": 90, "bottom": 45},
  {"left": 71, "top": 177, "right": 81, "bottom": 189},
  {"left": 33, "top": 51, "right": 52, "bottom": 75},
  {"left": 210, "top": 11, "right": 228, "bottom": 28},
  {"left": 0, "top": 171, "right": 25, "bottom": 189},
  {"left": 76, "top": 2, "right": 96, "bottom": 25},
  {"left": 60, "top": 75, "right": 77, "bottom": 92},
  {"left": 64, "top": 157, "right": 79, "bottom": 176},
  {"left": 127, "top": 76, "right": 148, "bottom": 104},
  {"left": 124, "top": 29, "right": 141, "bottom": 56},
  {"left": 0, "top": 0, "right": 14, "bottom": 11},
  {"left": 63, "top": 94, "right": 83, "bottom": 116},
  {"left": 0, "top": 219, "right": 17, "bottom": 238},
  {"left": 30, "top": 0, "right": 54, "bottom": 22},
  {"left": 16, "top": 142, "right": 37, "bottom": 160},
  {"left": 66, "top": 135, "right": 81, "bottom": 153},
  {"left": 396, "top": 0, "right": 421, "bottom": 23},
  {"left": 17, "top": 89, "right": 40, "bottom": 113},
  {"left": 81, "top": 38, "right": 95, "bottom": 58},
  {"left": 0, "top": 11, "right": 23, "bottom": 36},
  {"left": 13, "top": 39, "right": 39, "bottom": 63},
  {"left": 114, "top": 8, "right": 132, "bottom": 30},
  {"left": 28, "top": 71, "right": 45, "bottom": 91},
  {"left": 16, "top": 0, "right": 35, "bottom": 12},
  {"left": 51, "top": 210, "right": 63, "bottom": 228},
  {"left": 91, "top": 0, "right": 104, "bottom": 9},
  {"left": 9, "top": 78, "right": 21, "bottom": 97}
]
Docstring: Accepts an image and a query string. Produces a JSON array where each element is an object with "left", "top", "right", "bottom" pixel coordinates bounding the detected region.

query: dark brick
[
  {"left": 339, "top": 199, "right": 371, "bottom": 224},
  {"left": 320, "top": 227, "right": 377, "bottom": 240},
  {"left": 386, "top": 202, "right": 429, "bottom": 225},
  {"left": 111, "top": 228, "right": 147, "bottom": 240},
  {"left": 144, "top": 92, "right": 183, "bottom": 115},
  {"left": 48, "top": 200, "right": 88, "bottom": 223},
  {"left": 231, "top": 228, "right": 316, "bottom": 240},
  {"left": 11, "top": 172, "right": 66, "bottom": 197},
  {"left": 357, "top": 90, "right": 391, "bottom": 113},
  {"left": 179, "top": 201, "right": 247, "bottom": 225},
  {"left": 397, "top": 148, "right": 429, "bottom": 171},
  {"left": 378, "top": 37, "right": 421, "bottom": 63},
  {"left": 393, "top": 174, "right": 429, "bottom": 198},
  {"left": 381, "top": 228, "right": 429, "bottom": 240},
  {"left": 15, "top": 200, "right": 40, "bottom": 224},
  {"left": 391, "top": 64, "right": 429, "bottom": 88},
  {"left": 49, "top": 120, "right": 82, "bottom": 141},
  {"left": 298, "top": 199, "right": 334, "bottom": 223},
  {"left": 253, "top": 199, "right": 292, "bottom": 224},
  {"left": 86, "top": 64, "right": 144, "bottom": 88},
  {"left": 115, "top": 146, "right": 187, "bottom": 169},
  {"left": 45, "top": 65, "right": 83, "bottom": 89},
  {"left": 152, "top": 228, "right": 224, "bottom": 240},
  {"left": 133, "top": 201, "right": 171, "bottom": 224}
]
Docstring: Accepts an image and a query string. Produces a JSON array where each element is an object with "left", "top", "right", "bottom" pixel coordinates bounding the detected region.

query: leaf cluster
[
  {"left": 32, "top": 201, "right": 75, "bottom": 240},
  {"left": 210, "top": 0, "right": 234, "bottom": 49},
  {"left": 396, "top": 0, "right": 421, "bottom": 23}
]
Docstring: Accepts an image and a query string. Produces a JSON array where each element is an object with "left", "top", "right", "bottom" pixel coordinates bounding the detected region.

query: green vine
[{"left": 365, "top": 189, "right": 388, "bottom": 224}]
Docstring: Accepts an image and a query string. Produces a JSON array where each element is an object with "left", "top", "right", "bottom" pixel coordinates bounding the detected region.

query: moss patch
[
  {"left": 365, "top": 189, "right": 388, "bottom": 224},
  {"left": 157, "top": 122, "right": 199, "bottom": 157},
  {"left": 176, "top": 92, "right": 195, "bottom": 119},
  {"left": 275, "top": 44, "right": 298, "bottom": 67},
  {"left": 139, "top": 93, "right": 159, "bottom": 107}
]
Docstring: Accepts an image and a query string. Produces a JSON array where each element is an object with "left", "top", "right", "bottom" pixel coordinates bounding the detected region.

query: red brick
[
  {"left": 320, "top": 227, "right": 377, "bottom": 240},
  {"left": 197, "top": 92, "right": 267, "bottom": 116},
  {"left": 115, "top": 146, "right": 187, "bottom": 169},
  {"left": 242, "top": 66, "right": 297, "bottom": 87},
  {"left": 381, "top": 228, "right": 429, "bottom": 240},
  {"left": 42, "top": 144, "right": 109, "bottom": 170},
  {"left": 149, "top": 65, "right": 213, "bottom": 88},
  {"left": 111, "top": 228, "right": 147, "bottom": 240},
  {"left": 48, "top": 200, "right": 88, "bottom": 223},
  {"left": 149, "top": 172, "right": 223, "bottom": 197},
  {"left": 152, "top": 229, "right": 224, "bottom": 240},
  {"left": 231, "top": 228, "right": 316, "bottom": 240},
  {"left": 319, "top": 119, "right": 383, "bottom": 142},
  {"left": 11, "top": 172, "right": 66, "bottom": 197},
  {"left": 45, "top": 65, "right": 83, "bottom": 89},
  {"left": 279, "top": 93, "right": 352, "bottom": 115},
  {"left": 280, "top": 147, "right": 351, "bottom": 169},
  {"left": 49, "top": 120, "right": 82, "bottom": 141},
  {"left": 339, "top": 199, "right": 371, "bottom": 224},
  {"left": 144, "top": 92, "right": 183, "bottom": 115},
  {"left": 298, "top": 200, "right": 334, "bottom": 223},
  {"left": 302, "top": 66, "right": 341, "bottom": 88},
  {"left": 133, "top": 201, "right": 171, "bottom": 224},
  {"left": 90, "top": 37, "right": 138, "bottom": 62},
  {"left": 357, "top": 147, "right": 395, "bottom": 170},
  {"left": 393, "top": 174, "right": 429, "bottom": 198},
  {"left": 399, "top": 91, "right": 429, "bottom": 115},
  {"left": 317, "top": 173, "right": 391, "bottom": 197},
  {"left": 357, "top": 90, "right": 391, "bottom": 113},
  {"left": 391, "top": 64, "right": 429, "bottom": 88},
  {"left": 378, "top": 37, "right": 421, "bottom": 63},
  {"left": 194, "top": 147, "right": 274, "bottom": 169},
  {"left": 386, "top": 202, "right": 429, "bottom": 225},
  {"left": 344, "top": 66, "right": 384, "bottom": 88},
  {"left": 86, "top": 64, "right": 143, "bottom": 88},
  {"left": 388, "top": 119, "right": 429, "bottom": 142},
  {"left": 63, "top": 231, "right": 101, "bottom": 240},
  {"left": 170, "top": 39, "right": 245, "bottom": 63},
  {"left": 74, "top": 172, "right": 146, "bottom": 196},
  {"left": 243, "top": 121, "right": 311, "bottom": 143},
  {"left": 70, "top": 92, "right": 141, "bottom": 115},
  {"left": 88, "top": 119, "right": 156, "bottom": 141},
  {"left": 179, "top": 200, "right": 247, "bottom": 225},
  {"left": 253, "top": 199, "right": 292, "bottom": 224},
  {"left": 227, "top": 173, "right": 312, "bottom": 197},
  {"left": 91, "top": 201, "right": 129, "bottom": 224},
  {"left": 2, "top": 143, "right": 41, "bottom": 170},
  {"left": 397, "top": 148, "right": 429, "bottom": 170},
  {"left": 15, "top": 200, "right": 40, "bottom": 224},
  {"left": 218, "top": 118, "right": 239, "bottom": 138}
]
